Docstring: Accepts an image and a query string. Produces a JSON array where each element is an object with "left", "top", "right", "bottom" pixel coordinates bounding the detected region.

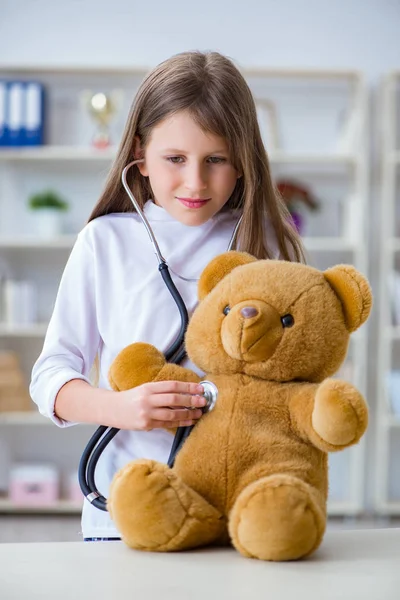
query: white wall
[{"left": 0, "top": 0, "right": 399, "bottom": 80}]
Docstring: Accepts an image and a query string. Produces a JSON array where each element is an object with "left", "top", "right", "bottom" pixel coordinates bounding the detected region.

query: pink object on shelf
[
  {"left": 68, "top": 471, "right": 84, "bottom": 504},
  {"left": 9, "top": 463, "right": 59, "bottom": 506}
]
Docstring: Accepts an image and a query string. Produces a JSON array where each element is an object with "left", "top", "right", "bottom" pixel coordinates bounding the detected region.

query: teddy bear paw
[
  {"left": 108, "top": 342, "right": 166, "bottom": 391},
  {"left": 108, "top": 459, "right": 224, "bottom": 551},
  {"left": 312, "top": 378, "right": 368, "bottom": 448},
  {"left": 229, "top": 474, "right": 326, "bottom": 561}
]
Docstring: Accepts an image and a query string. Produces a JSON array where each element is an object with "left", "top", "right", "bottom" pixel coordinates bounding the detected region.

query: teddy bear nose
[{"left": 240, "top": 307, "right": 258, "bottom": 319}]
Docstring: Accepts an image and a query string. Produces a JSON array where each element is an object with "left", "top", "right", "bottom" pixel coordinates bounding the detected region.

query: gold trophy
[{"left": 82, "top": 90, "right": 123, "bottom": 149}]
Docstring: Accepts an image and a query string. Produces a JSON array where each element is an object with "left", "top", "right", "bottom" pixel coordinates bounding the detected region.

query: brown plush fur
[{"left": 107, "top": 252, "right": 372, "bottom": 561}]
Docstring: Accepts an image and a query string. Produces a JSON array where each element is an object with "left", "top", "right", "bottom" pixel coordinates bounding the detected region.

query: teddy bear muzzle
[{"left": 221, "top": 300, "right": 283, "bottom": 362}]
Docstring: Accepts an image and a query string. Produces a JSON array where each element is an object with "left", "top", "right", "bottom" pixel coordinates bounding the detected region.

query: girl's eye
[
  {"left": 207, "top": 156, "right": 226, "bottom": 164},
  {"left": 281, "top": 314, "right": 294, "bottom": 328},
  {"left": 167, "top": 156, "right": 184, "bottom": 164},
  {"left": 223, "top": 305, "right": 231, "bottom": 316},
  {"left": 166, "top": 156, "right": 227, "bottom": 165}
]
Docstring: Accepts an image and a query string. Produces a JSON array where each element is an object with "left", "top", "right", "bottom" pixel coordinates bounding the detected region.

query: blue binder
[
  {"left": 0, "top": 80, "right": 45, "bottom": 147},
  {"left": 7, "top": 81, "right": 25, "bottom": 146},
  {"left": 0, "top": 81, "right": 7, "bottom": 146},
  {"left": 24, "top": 81, "right": 44, "bottom": 146}
]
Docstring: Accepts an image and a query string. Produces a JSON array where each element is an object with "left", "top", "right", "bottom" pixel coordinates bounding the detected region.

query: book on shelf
[{"left": 0, "top": 351, "right": 33, "bottom": 413}]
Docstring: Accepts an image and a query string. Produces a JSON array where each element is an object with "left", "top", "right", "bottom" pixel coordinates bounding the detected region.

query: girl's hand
[{"left": 114, "top": 380, "right": 207, "bottom": 431}]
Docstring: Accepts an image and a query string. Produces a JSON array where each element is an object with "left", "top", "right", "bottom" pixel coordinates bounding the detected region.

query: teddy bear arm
[
  {"left": 311, "top": 378, "right": 368, "bottom": 449},
  {"left": 289, "top": 384, "right": 341, "bottom": 452},
  {"left": 289, "top": 379, "right": 368, "bottom": 452},
  {"left": 108, "top": 342, "right": 201, "bottom": 391},
  {"left": 152, "top": 363, "right": 202, "bottom": 386},
  {"left": 109, "top": 342, "right": 168, "bottom": 391}
]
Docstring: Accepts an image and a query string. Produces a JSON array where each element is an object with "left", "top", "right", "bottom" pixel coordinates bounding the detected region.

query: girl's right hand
[{"left": 114, "top": 380, "right": 207, "bottom": 431}]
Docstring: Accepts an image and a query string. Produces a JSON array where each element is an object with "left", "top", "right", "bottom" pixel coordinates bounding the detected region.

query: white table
[{"left": 0, "top": 528, "right": 399, "bottom": 599}]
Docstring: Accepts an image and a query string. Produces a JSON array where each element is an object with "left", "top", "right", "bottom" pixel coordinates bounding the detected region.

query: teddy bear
[{"left": 106, "top": 251, "right": 372, "bottom": 561}]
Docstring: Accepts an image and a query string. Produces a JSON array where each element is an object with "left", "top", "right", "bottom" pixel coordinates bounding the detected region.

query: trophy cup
[{"left": 82, "top": 90, "right": 123, "bottom": 149}]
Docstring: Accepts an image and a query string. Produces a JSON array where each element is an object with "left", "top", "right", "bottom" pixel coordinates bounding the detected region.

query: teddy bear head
[{"left": 185, "top": 252, "right": 372, "bottom": 383}]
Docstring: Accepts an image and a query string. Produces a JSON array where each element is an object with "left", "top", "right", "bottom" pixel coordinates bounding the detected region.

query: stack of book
[{"left": 0, "top": 351, "right": 32, "bottom": 412}]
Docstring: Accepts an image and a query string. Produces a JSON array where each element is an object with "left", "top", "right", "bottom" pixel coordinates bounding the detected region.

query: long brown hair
[{"left": 88, "top": 51, "right": 305, "bottom": 262}]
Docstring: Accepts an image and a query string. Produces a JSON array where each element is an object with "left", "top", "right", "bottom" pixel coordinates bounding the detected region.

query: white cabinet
[
  {"left": 375, "top": 71, "right": 400, "bottom": 515},
  {"left": 0, "top": 66, "right": 370, "bottom": 515}
]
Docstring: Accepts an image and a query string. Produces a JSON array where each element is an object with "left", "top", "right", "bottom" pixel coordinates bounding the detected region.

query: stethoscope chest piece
[{"left": 199, "top": 380, "right": 218, "bottom": 412}]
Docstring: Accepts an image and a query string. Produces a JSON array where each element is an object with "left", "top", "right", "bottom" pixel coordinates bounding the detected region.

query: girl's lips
[{"left": 176, "top": 197, "right": 211, "bottom": 209}]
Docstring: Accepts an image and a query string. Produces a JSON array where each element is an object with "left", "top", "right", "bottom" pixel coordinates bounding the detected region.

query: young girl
[{"left": 30, "top": 50, "right": 305, "bottom": 541}]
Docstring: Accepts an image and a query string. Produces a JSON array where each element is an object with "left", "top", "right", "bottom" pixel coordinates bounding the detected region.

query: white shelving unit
[
  {"left": 0, "top": 65, "right": 370, "bottom": 515},
  {"left": 249, "top": 69, "right": 370, "bottom": 516},
  {"left": 375, "top": 71, "right": 400, "bottom": 515},
  {"left": 0, "top": 499, "right": 81, "bottom": 514}
]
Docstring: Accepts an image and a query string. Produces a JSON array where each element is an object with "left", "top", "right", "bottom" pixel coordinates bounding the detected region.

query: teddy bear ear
[
  {"left": 198, "top": 251, "right": 257, "bottom": 301},
  {"left": 324, "top": 264, "right": 373, "bottom": 332}
]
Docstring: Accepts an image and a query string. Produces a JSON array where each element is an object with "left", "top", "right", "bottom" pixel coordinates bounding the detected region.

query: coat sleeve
[{"left": 29, "top": 227, "right": 101, "bottom": 427}]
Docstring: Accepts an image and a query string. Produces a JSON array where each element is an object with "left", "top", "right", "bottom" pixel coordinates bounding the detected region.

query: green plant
[{"left": 28, "top": 190, "right": 69, "bottom": 211}]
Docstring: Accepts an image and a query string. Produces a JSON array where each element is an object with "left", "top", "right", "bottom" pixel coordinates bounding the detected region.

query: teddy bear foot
[
  {"left": 229, "top": 474, "right": 326, "bottom": 561},
  {"left": 108, "top": 459, "right": 224, "bottom": 551}
]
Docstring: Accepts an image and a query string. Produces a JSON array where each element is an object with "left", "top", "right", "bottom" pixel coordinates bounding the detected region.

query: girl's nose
[{"left": 185, "top": 164, "right": 207, "bottom": 192}]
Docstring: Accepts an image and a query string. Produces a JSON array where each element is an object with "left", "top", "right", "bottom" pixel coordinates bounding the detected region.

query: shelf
[
  {"left": 386, "top": 415, "right": 400, "bottom": 428},
  {"left": 0, "top": 235, "right": 355, "bottom": 253},
  {"left": 269, "top": 152, "right": 358, "bottom": 166},
  {"left": 302, "top": 237, "right": 356, "bottom": 251},
  {"left": 0, "top": 146, "right": 358, "bottom": 166},
  {"left": 384, "top": 326, "right": 400, "bottom": 340},
  {"left": 375, "top": 501, "right": 400, "bottom": 516},
  {"left": 0, "top": 65, "right": 151, "bottom": 76},
  {"left": 0, "top": 146, "right": 115, "bottom": 161},
  {"left": 327, "top": 500, "right": 364, "bottom": 516},
  {"left": 389, "top": 152, "right": 400, "bottom": 164},
  {"left": 244, "top": 68, "right": 362, "bottom": 80},
  {"left": 0, "top": 65, "right": 361, "bottom": 79},
  {"left": 387, "top": 239, "right": 400, "bottom": 252},
  {"left": 375, "top": 72, "right": 400, "bottom": 516},
  {"left": 0, "top": 411, "right": 98, "bottom": 427},
  {"left": 0, "top": 411, "right": 51, "bottom": 425},
  {"left": 0, "top": 323, "right": 48, "bottom": 337},
  {"left": 0, "top": 499, "right": 82, "bottom": 514},
  {"left": 0, "top": 235, "right": 76, "bottom": 249}
]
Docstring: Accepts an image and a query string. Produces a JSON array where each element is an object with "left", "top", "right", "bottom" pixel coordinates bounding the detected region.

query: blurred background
[{"left": 0, "top": 0, "right": 399, "bottom": 542}]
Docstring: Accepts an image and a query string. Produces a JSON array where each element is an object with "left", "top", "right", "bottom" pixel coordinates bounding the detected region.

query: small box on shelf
[
  {"left": 9, "top": 463, "right": 59, "bottom": 506},
  {"left": 68, "top": 471, "right": 83, "bottom": 504}
]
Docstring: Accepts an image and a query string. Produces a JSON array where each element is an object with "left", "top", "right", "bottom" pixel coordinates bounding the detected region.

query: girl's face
[{"left": 136, "top": 110, "right": 241, "bottom": 226}]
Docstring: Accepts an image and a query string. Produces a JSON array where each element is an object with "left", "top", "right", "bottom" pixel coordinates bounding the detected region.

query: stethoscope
[{"left": 78, "top": 159, "right": 242, "bottom": 512}]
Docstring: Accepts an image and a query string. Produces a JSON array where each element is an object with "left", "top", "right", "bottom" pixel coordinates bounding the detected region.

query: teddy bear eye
[
  {"left": 223, "top": 305, "right": 231, "bottom": 316},
  {"left": 281, "top": 314, "right": 294, "bottom": 328}
]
